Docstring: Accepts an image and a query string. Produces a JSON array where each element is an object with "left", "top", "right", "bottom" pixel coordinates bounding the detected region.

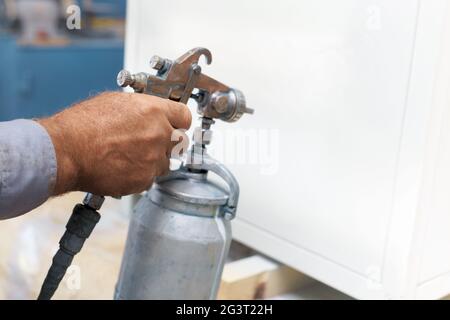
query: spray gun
[
  {"left": 116, "top": 47, "right": 253, "bottom": 218},
  {"left": 38, "top": 48, "right": 252, "bottom": 300},
  {"left": 116, "top": 47, "right": 253, "bottom": 120}
]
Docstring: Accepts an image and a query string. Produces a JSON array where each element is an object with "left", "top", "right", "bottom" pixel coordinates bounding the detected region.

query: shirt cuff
[{"left": 0, "top": 119, "right": 57, "bottom": 219}]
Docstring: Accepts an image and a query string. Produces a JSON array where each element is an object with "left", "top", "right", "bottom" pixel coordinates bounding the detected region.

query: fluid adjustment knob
[
  {"left": 117, "top": 70, "right": 134, "bottom": 87},
  {"left": 116, "top": 70, "right": 149, "bottom": 93}
]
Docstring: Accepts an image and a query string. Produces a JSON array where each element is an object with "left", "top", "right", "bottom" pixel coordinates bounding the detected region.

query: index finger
[{"left": 163, "top": 100, "right": 192, "bottom": 130}]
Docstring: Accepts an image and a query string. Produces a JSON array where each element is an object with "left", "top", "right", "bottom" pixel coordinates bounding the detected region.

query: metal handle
[{"left": 186, "top": 154, "right": 239, "bottom": 220}]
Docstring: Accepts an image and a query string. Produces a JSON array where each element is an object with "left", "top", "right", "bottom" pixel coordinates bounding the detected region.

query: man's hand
[{"left": 38, "top": 91, "right": 192, "bottom": 197}]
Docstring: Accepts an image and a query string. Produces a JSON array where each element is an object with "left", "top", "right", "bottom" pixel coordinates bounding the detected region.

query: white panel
[
  {"left": 419, "top": 80, "right": 450, "bottom": 282},
  {"left": 377, "top": 0, "right": 448, "bottom": 298},
  {"left": 415, "top": 4, "right": 450, "bottom": 283},
  {"left": 125, "top": 0, "right": 419, "bottom": 279}
]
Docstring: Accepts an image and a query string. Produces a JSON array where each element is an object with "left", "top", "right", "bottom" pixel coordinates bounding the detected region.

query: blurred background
[{"left": 0, "top": 0, "right": 126, "bottom": 120}]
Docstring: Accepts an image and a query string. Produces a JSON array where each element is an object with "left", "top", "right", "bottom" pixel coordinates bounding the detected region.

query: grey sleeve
[{"left": 0, "top": 119, "right": 57, "bottom": 219}]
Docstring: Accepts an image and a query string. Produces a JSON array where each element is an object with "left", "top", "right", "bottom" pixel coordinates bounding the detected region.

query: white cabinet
[{"left": 124, "top": 0, "right": 450, "bottom": 299}]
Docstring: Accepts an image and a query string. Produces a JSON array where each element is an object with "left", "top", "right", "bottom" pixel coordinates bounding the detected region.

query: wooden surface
[{"left": 219, "top": 255, "right": 313, "bottom": 300}]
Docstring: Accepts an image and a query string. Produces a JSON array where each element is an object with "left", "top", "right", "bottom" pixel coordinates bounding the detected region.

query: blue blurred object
[
  {"left": 0, "top": 34, "right": 17, "bottom": 119},
  {"left": 80, "top": 0, "right": 127, "bottom": 18},
  {"left": 0, "top": 0, "right": 126, "bottom": 121},
  {"left": 0, "top": 36, "right": 124, "bottom": 120}
]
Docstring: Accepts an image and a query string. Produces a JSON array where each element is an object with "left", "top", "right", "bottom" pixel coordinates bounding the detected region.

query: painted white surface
[{"left": 124, "top": 0, "right": 450, "bottom": 299}]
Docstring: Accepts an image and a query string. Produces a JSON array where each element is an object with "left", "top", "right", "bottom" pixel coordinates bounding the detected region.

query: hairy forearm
[
  {"left": 37, "top": 117, "right": 78, "bottom": 195},
  {"left": 37, "top": 91, "right": 191, "bottom": 198}
]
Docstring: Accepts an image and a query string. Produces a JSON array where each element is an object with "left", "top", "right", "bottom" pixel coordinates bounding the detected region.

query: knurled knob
[
  {"left": 117, "top": 70, "right": 134, "bottom": 87},
  {"left": 149, "top": 55, "right": 166, "bottom": 71}
]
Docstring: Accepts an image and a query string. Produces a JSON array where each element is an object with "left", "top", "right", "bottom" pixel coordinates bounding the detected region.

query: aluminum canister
[{"left": 114, "top": 166, "right": 237, "bottom": 300}]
